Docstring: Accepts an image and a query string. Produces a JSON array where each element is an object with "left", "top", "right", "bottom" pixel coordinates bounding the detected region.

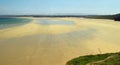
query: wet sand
[{"left": 0, "top": 18, "right": 120, "bottom": 65}]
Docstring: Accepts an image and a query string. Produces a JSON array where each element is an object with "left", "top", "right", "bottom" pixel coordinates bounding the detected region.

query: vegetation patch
[{"left": 66, "top": 52, "right": 120, "bottom": 65}]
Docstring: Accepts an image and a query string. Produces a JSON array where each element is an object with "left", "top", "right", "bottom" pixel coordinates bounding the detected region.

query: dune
[{"left": 0, "top": 18, "right": 120, "bottom": 65}]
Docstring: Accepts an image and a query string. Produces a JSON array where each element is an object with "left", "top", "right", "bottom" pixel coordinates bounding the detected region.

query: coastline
[{"left": 0, "top": 17, "right": 120, "bottom": 65}]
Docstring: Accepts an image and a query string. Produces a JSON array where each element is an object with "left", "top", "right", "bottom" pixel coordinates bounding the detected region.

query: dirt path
[{"left": 86, "top": 54, "right": 118, "bottom": 65}]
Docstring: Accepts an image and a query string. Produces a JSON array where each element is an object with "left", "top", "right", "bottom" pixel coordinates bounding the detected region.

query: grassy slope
[{"left": 66, "top": 52, "right": 120, "bottom": 65}]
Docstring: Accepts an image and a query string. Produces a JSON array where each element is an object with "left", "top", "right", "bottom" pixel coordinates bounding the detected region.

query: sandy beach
[{"left": 0, "top": 18, "right": 120, "bottom": 65}]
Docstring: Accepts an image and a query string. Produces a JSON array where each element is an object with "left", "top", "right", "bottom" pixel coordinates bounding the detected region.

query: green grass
[
  {"left": 94, "top": 54, "right": 120, "bottom": 65},
  {"left": 66, "top": 52, "right": 120, "bottom": 65}
]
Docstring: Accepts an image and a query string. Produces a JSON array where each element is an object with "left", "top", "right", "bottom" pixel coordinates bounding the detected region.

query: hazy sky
[{"left": 0, "top": 0, "right": 120, "bottom": 15}]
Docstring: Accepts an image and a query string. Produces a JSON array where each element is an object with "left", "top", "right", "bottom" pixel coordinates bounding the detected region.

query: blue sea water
[{"left": 0, "top": 18, "right": 31, "bottom": 29}]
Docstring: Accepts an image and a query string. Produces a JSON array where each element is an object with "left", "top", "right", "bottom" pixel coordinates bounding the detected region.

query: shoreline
[{"left": 0, "top": 18, "right": 120, "bottom": 65}]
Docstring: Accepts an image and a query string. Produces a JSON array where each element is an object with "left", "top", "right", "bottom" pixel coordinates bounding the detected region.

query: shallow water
[
  {"left": 0, "top": 18, "right": 31, "bottom": 29},
  {"left": 35, "top": 19, "right": 75, "bottom": 25}
]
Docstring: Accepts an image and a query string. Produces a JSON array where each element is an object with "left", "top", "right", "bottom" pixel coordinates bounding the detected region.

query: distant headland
[{"left": 0, "top": 13, "right": 120, "bottom": 21}]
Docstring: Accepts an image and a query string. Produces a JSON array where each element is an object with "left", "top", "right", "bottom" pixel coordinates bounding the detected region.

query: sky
[{"left": 0, "top": 0, "right": 120, "bottom": 15}]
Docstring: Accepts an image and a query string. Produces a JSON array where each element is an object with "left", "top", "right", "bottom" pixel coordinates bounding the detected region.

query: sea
[{"left": 0, "top": 17, "right": 31, "bottom": 29}]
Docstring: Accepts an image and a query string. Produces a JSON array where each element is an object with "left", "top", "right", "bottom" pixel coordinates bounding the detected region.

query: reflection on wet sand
[{"left": 0, "top": 18, "right": 120, "bottom": 65}]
